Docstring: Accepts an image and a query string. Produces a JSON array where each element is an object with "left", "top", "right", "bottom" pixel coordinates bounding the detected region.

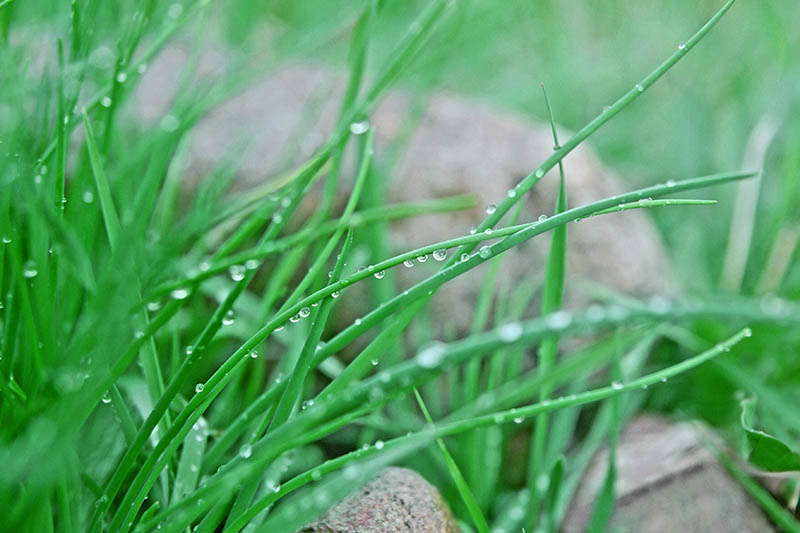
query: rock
[
  {"left": 133, "top": 45, "right": 673, "bottom": 331},
  {"left": 300, "top": 467, "right": 460, "bottom": 533},
  {"left": 563, "top": 416, "right": 775, "bottom": 532}
]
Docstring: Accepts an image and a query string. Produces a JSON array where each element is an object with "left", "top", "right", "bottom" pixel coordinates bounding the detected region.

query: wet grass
[{"left": 1, "top": 0, "right": 799, "bottom": 532}]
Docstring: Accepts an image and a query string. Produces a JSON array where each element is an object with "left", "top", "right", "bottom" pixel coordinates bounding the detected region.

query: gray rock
[
  {"left": 563, "top": 416, "right": 775, "bottom": 532},
  {"left": 300, "top": 467, "right": 459, "bottom": 533},
  {"left": 133, "top": 45, "right": 673, "bottom": 331}
]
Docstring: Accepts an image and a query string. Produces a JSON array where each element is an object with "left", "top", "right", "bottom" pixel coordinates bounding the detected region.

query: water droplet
[
  {"left": 146, "top": 301, "right": 161, "bottom": 312},
  {"left": 228, "top": 264, "right": 246, "bottom": 281},
  {"left": 484, "top": 228, "right": 493, "bottom": 235},
  {"left": 167, "top": 3, "right": 183, "bottom": 18},
  {"left": 371, "top": 359, "right": 379, "bottom": 366},
  {"left": 289, "top": 314, "right": 300, "bottom": 323},
  {"left": 160, "top": 114, "right": 179, "bottom": 131},
  {"left": 469, "top": 227, "right": 477, "bottom": 235},
  {"left": 665, "top": 179, "right": 676, "bottom": 187},
  {"left": 498, "top": 322, "right": 523, "bottom": 342},
  {"left": 535, "top": 169, "right": 544, "bottom": 178},
  {"left": 432, "top": 249, "right": 447, "bottom": 261},
  {"left": 116, "top": 72, "right": 128, "bottom": 83},
  {"left": 493, "top": 414, "right": 504, "bottom": 424},
  {"left": 416, "top": 254, "right": 428, "bottom": 263},
  {"left": 1, "top": 236, "right": 10, "bottom": 244},
  {"left": 244, "top": 259, "right": 259, "bottom": 270},
  {"left": 185, "top": 345, "right": 194, "bottom": 355},
  {"left": 299, "top": 306, "right": 310, "bottom": 318},
  {"left": 102, "top": 391, "right": 111, "bottom": 404},
  {"left": 22, "top": 260, "right": 38, "bottom": 279},
  {"left": 222, "top": 310, "right": 235, "bottom": 326},
  {"left": 239, "top": 444, "right": 252, "bottom": 458},
  {"left": 403, "top": 259, "right": 414, "bottom": 268},
  {"left": 743, "top": 328, "right": 752, "bottom": 338},
  {"left": 538, "top": 214, "right": 548, "bottom": 222},
  {"left": 546, "top": 310, "right": 572, "bottom": 330},
  {"left": 349, "top": 120, "right": 369, "bottom": 135},
  {"left": 301, "top": 399, "right": 314, "bottom": 410},
  {"left": 136, "top": 63, "right": 148, "bottom": 74},
  {"left": 635, "top": 83, "right": 644, "bottom": 92},
  {"left": 678, "top": 42, "right": 686, "bottom": 50},
  {"left": 479, "top": 246, "right": 491, "bottom": 259},
  {"left": 513, "top": 417, "right": 524, "bottom": 424},
  {"left": 331, "top": 290, "right": 340, "bottom": 299},
  {"left": 171, "top": 288, "right": 189, "bottom": 300},
  {"left": 82, "top": 190, "right": 95, "bottom": 203},
  {"left": 271, "top": 482, "right": 281, "bottom": 493},
  {"left": 374, "top": 270, "right": 385, "bottom": 279},
  {"left": 375, "top": 440, "right": 385, "bottom": 450},
  {"left": 195, "top": 383, "right": 204, "bottom": 393},
  {"left": 417, "top": 341, "right": 446, "bottom": 368},
  {"left": 101, "top": 96, "right": 112, "bottom": 108},
  {"left": 460, "top": 253, "right": 470, "bottom": 262},
  {"left": 611, "top": 381, "right": 623, "bottom": 390},
  {"left": 311, "top": 470, "right": 322, "bottom": 481},
  {"left": 486, "top": 203, "right": 497, "bottom": 214},
  {"left": 660, "top": 377, "right": 668, "bottom": 383},
  {"left": 354, "top": 318, "right": 362, "bottom": 326},
  {"left": 507, "top": 189, "right": 517, "bottom": 198},
  {"left": 274, "top": 324, "right": 285, "bottom": 331}
]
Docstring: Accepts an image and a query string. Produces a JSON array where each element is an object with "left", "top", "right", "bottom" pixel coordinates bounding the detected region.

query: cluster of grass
[{"left": 1, "top": 1, "right": 799, "bottom": 532}]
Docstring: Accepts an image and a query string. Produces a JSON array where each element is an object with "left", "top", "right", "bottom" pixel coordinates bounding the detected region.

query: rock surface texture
[
  {"left": 134, "top": 46, "right": 673, "bottom": 330},
  {"left": 563, "top": 416, "right": 775, "bottom": 532},
  {"left": 300, "top": 467, "right": 459, "bottom": 533}
]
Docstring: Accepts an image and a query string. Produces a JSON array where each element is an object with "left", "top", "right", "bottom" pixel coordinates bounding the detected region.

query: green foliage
[{"left": 1, "top": 0, "right": 798, "bottom": 532}]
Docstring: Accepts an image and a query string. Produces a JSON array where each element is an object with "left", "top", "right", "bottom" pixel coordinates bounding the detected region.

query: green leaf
[{"left": 740, "top": 397, "right": 800, "bottom": 472}]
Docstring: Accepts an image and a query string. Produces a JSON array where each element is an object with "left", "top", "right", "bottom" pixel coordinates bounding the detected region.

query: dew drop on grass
[
  {"left": 470, "top": 227, "right": 477, "bottom": 234},
  {"left": 274, "top": 324, "right": 284, "bottom": 331},
  {"left": 486, "top": 203, "right": 497, "bottom": 214},
  {"left": 743, "top": 328, "right": 752, "bottom": 338},
  {"left": 635, "top": 83, "right": 644, "bottom": 92},
  {"left": 244, "top": 259, "right": 259, "bottom": 270},
  {"left": 171, "top": 288, "right": 189, "bottom": 300},
  {"left": 493, "top": 414, "right": 504, "bottom": 424},
  {"left": 479, "top": 246, "right": 491, "bottom": 259},
  {"left": 299, "top": 306, "right": 310, "bottom": 318},
  {"left": 102, "top": 391, "right": 111, "bottom": 404},
  {"left": 271, "top": 482, "right": 281, "bottom": 493},
  {"left": 222, "top": 310, "right": 235, "bottom": 326},
  {"left": 416, "top": 254, "right": 428, "bottom": 263},
  {"left": 349, "top": 120, "right": 369, "bottom": 135},
  {"left": 1, "top": 236, "right": 10, "bottom": 244},
  {"left": 513, "top": 417, "right": 524, "bottom": 424},
  {"left": 167, "top": 3, "right": 183, "bottom": 19},
  {"left": 371, "top": 359, "right": 379, "bottom": 366},
  {"left": 665, "top": 179, "right": 676, "bottom": 187},
  {"left": 331, "top": 291, "right": 340, "bottom": 298},
  {"left": 538, "top": 214, "right": 548, "bottom": 222},
  {"left": 507, "top": 189, "right": 517, "bottom": 198},
  {"left": 229, "top": 264, "right": 246, "bottom": 281},
  {"left": 289, "top": 314, "right": 300, "bottom": 323},
  {"left": 416, "top": 341, "right": 446, "bottom": 368},
  {"left": 248, "top": 350, "right": 258, "bottom": 359},
  {"left": 484, "top": 228, "right": 493, "bottom": 235},
  {"left": 185, "top": 346, "right": 194, "bottom": 355},
  {"left": 311, "top": 470, "right": 322, "bottom": 481},
  {"left": 239, "top": 444, "right": 252, "bottom": 459},
  {"left": 678, "top": 42, "right": 686, "bottom": 50},
  {"left": 373, "top": 270, "right": 385, "bottom": 279},
  {"left": 357, "top": 266, "right": 367, "bottom": 274},
  {"left": 460, "top": 253, "right": 470, "bottom": 262},
  {"left": 137, "top": 63, "right": 148, "bottom": 74},
  {"left": 101, "top": 96, "right": 112, "bottom": 108},
  {"left": 195, "top": 383, "right": 204, "bottom": 393},
  {"left": 432, "top": 249, "right": 447, "bottom": 261},
  {"left": 116, "top": 72, "right": 127, "bottom": 83},
  {"left": 354, "top": 318, "right": 362, "bottom": 326},
  {"left": 82, "top": 190, "right": 95, "bottom": 203},
  {"left": 302, "top": 399, "right": 314, "bottom": 410},
  {"left": 546, "top": 310, "right": 572, "bottom": 330},
  {"left": 498, "top": 322, "right": 523, "bottom": 342},
  {"left": 403, "top": 259, "right": 414, "bottom": 268},
  {"left": 146, "top": 300, "right": 161, "bottom": 312},
  {"left": 611, "top": 381, "right": 623, "bottom": 390},
  {"left": 375, "top": 440, "right": 385, "bottom": 450},
  {"left": 535, "top": 169, "right": 544, "bottom": 178},
  {"left": 23, "top": 260, "right": 38, "bottom": 279}
]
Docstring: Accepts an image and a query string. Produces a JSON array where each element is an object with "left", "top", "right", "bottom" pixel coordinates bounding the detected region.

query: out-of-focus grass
[{"left": 1, "top": 1, "right": 799, "bottom": 532}]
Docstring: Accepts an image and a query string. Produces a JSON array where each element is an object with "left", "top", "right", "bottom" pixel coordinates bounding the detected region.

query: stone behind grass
[
  {"left": 134, "top": 47, "right": 673, "bottom": 332},
  {"left": 300, "top": 467, "right": 460, "bottom": 533}
]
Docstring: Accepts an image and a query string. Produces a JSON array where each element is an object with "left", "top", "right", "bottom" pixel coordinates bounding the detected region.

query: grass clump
[{"left": 2, "top": 1, "right": 800, "bottom": 532}]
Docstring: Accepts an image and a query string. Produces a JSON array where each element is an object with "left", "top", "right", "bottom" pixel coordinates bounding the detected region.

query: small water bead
[
  {"left": 498, "top": 322, "right": 523, "bottom": 342},
  {"left": 116, "top": 72, "right": 128, "bottom": 83},
  {"left": 245, "top": 259, "right": 259, "bottom": 270},
  {"left": 299, "top": 307, "right": 310, "bottom": 318},
  {"left": 22, "top": 260, "right": 39, "bottom": 279},
  {"left": 611, "top": 381, "right": 623, "bottom": 390},
  {"left": 229, "top": 264, "right": 246, "bottom": 281},
  {"left": 357, "top": 266, "right": 367, "bottom": 274},
  {"left": 486, "top": 203, "right": 497, "bottom": 215},
  {"left": 171, "top": 287, "right": 189, "bottom": 300},
  {"left": 82, "top": 190, "right": 95, "bottom": 203},
  {"left": 349, "top": 120, "right": 370, "bottom": 135},
  {"left": 375, "top": 440, "right": 385, "bottom": 450},
  {"left": 507, "top": 189, "right": 517, "bottom": 198},
  {"left": 513, "top": 416, "right": 524, "bottom": 424},
  {"left": 538, "top": 214, "right": 548, "bottom": 222},
  {"left": 271, "top": 213, "right": 283, "bottom": 224},
  {"left": 271, "top": 482, "right": 281, "bottom": 493},
  {"left": 102, "top": 391, "right": 111, "bottom": 404},
  {"left": 416, "top": 341, "right": 446, "bottom": 368},
  {"left": 354, "top": 318, "right": 362, "bottom": 326},
  {"left": 239, "top": 444, "right": 252, "bottom": 459},
  {"left": 146, "top": 300, "right": 162, "bottom": 312},
  {"left": 743, "top": 328, "right": 752, "bottom": 338},
  {"left": 371, "top": 359, "right": 379, "bottom": 366},
  {"left": 416, "top": 254, "right": 428, "bottom": 263},
  {"left": 101, "top": 96, "right": 112, "bottom": 108},
  {"left": 635, "top": 83, "right": 644, "bottom": 92},
  {"left": 1, "top": 236, "right": 11, "bottom": 244},
  {"left": 478, "top": 245, "right": 491, "bottom": 259},
  {"left": 460, "top": 253, "right": 470, "bottom": 262},
  {"left": 331, "top": 291, "right": 340, "bottom": 299},
  {"left": 678, "top": 42, "right": 686, "bottom": 50},
  {"left": 484, "top": 228, "right": 493, "bottom": 236},
  {"left": 185, "top": 345, "right": 194, "bottom": 355},
  {"left": 493, "top": 414, "right": 504, "bottom": 424},
  {"left": 432, "top": 249, "right": 447, "bottom": 261},
  {"left": 222, "top": 310, "right": 235, "bottom": 326},
  {"left": 311, "top": 470, "right": 322, "bottom": 481},
  {"left": 660, "top": 377, "right": 668, "bottom": 383},
  {"left": 469, "top": 227, "right": 477, "bottom": 235},
  {"left": 546, "top": 310, "right": 572, "bottom": 330},
  {"left": 195, "top": 383, "right": 204, "bottom": 393},
  {"left": 374, "top": 270, "right": 385, "bottom": 279},
  {"left": 167, "top": 3, "right": 184, "bottom": 18},
  {"left": 665, "top": 179, "right": 676, "bottom": 187},
  {"left": 403, "top": 259, "right": 414, "bottom": 268},
  {"left": 136, "top": 63, "right": 148, "bottom": 74},
  {"left": 301, "top": 399, "right": 314, "bottom": 410},
  {"left": 289, "top": 314, "right": 301, "bottom": 323},
  {"left": 535, "top": 169, "right": 544, "bottom": 178},
  {"left": 248, "top": 350, "right": 258, "bottom": 359},
  {"left": 198, "top": 260, "right": 210, "bottom": 272}
]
